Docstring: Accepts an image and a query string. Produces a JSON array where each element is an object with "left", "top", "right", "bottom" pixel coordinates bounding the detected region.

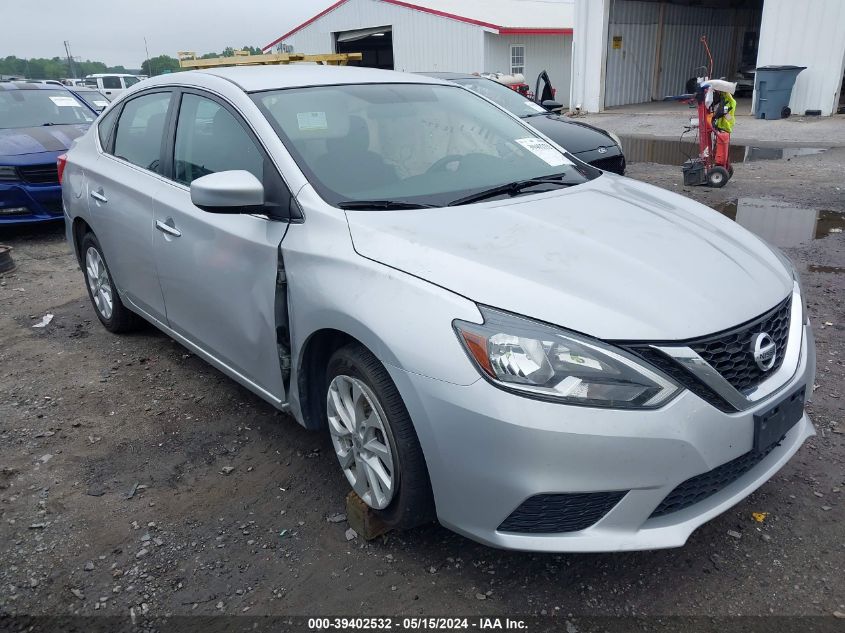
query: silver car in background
[{"left": 60, "top": 66, "right": 815, "bottom": 552}]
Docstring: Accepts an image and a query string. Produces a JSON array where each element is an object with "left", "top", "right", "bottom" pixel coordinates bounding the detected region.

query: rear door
[
  {"left": 100, "top": 76, "right": 122, "bottom": 99},
  {"left": 86, "top": 89, "right": 173, "bottom": 323},
  {"left": 152, "top": 89, "right": 290, "bottom": 403}
]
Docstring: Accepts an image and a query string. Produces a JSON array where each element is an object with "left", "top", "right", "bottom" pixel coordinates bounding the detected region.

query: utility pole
[
  {"left": 144, "top": 37, "right": 154, "bottom": 76},
  {"left": 64, "top": 41, "right": 75, "bottom": 79}
]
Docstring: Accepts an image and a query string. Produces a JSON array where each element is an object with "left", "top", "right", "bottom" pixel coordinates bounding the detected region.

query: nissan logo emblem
[{"left": 751, "top": 333, "right": 777, "bottom": 371}]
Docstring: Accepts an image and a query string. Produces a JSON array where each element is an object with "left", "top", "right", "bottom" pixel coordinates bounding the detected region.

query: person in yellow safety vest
[{"left": 711, "top": 91, "right": 736, "bottom": 133}]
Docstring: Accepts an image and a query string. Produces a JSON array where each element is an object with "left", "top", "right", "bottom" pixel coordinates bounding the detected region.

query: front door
[{"left": 152, "top": 91, "right": 289, "bottom": 402}]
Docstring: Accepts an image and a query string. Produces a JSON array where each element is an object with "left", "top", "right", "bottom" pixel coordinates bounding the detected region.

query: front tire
[
  {"left": 325, "top": 343, "right": 434, "bottom": 529},
  {"left": 80, "top": 232, "right": 140, "bottom": 333}
]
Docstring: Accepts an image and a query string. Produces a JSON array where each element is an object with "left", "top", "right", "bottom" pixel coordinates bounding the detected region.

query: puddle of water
[
  {"left": 711, "top": 198, "right": 845, "bottom": 248},
  {"left": 808, "top": 265, "right": 845, "bottom": 275},
  {"left": 622, "top": 136, "right": 829, "bottom": 166}
]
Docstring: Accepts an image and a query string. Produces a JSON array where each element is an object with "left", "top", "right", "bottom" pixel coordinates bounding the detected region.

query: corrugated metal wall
[
  {"left": 484, "top": 33, "right": 573, "bottom": 105},
  {"left": 604, "top": 1, "right": 660, "bottom": 107},
  {"left": 604, "top": 0, "right": 760, "bottom": 108},
  {"left": 756, "top": 0, "right": 845, "bottom": 116},
  {"left": 282, "top": 0, "right": 486, "bottom": 73}
]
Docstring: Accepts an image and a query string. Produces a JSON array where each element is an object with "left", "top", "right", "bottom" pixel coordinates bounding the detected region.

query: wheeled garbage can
[{"left": 754, "top": 65, "right": 806, "bottom": 120}]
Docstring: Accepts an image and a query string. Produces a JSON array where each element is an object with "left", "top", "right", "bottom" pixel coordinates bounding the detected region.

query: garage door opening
[
  {"left": 603, "top": 0, "right": 764, "bottom": 110},
  {"left": 336, "top": 26, "right": 394, "bottom": 70}
]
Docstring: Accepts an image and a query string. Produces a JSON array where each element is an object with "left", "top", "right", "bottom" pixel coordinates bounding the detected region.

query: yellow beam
[{"left": 178, "top": 52, "right": 362, "bottom": 69}]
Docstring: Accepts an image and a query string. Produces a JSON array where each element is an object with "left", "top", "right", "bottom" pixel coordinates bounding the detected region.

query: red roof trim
[
  {"left": 498, "top": 27, "right": 573, "bottom": 35},
  {"left": 262, "top": 0, "right": 572, "bottom": 52}
]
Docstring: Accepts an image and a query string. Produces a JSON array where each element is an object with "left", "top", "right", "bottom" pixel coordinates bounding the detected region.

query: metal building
[
  {"left": 571, "top": 0, "right": 845, "bottom": 116},
  {"left": 262, "top": 0, "right": 575, "bottom": 104}
]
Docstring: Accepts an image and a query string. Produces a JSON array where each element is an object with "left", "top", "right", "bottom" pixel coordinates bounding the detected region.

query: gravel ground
[{"left": 0, "top": 151, "right": 843, "bottom": 624}]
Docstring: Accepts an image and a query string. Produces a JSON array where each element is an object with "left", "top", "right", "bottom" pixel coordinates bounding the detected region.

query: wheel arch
[{"left": 71, "top": 216, "right": 94, "bottom": 267}]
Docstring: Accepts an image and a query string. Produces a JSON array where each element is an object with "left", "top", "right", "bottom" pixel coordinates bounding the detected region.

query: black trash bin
[{"left": 754, "top": 65, "right": 806, "bottom": 120}]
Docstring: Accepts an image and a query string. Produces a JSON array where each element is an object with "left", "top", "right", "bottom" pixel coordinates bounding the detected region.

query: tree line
[{"left": 1, "top": 46, "right": 264, "bottom": 80}]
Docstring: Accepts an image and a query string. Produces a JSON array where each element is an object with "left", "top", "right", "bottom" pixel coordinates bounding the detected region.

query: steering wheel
[{"left": 426, "top": 154, "right": 467, "bottom": 174}]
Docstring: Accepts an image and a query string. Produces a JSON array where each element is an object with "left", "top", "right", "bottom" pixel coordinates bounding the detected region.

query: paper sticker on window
[
  {"left": 515, "top": 137, "right": 570, "bottom": 166},
  {"left": 296, "top": 111, "right": 328, "bottom": 131},
  {"left": 93, "top": 100, "right": 109, "bottom": 107},
  {"left": 49, "top": 96, "right": 81, "bottom": 107}
]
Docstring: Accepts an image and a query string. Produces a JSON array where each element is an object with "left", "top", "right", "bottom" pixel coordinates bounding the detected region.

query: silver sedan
[{"left": 60, "top": 66, "right": 815, "bottom": 552}]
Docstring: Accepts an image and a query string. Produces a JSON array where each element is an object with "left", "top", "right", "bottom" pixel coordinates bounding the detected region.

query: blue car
[{"left": 1, "top": 82, "right": 98, "bottom": 225}]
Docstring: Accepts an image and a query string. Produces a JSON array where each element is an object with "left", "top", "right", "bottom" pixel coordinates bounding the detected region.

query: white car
[
  {"left": 61, "top": 66, "right": 815, "bottom": 552},
  {"left": 83, "top": 74, "right": 142, "bottom": 99}
]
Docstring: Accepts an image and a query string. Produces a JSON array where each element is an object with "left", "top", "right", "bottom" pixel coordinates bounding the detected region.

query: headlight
[
  {"left": 454, "top": 307, "right": 679, "bottom": 409},
  {"left": 0, "top": 166, "right": 18, "bottom": 182},
  {"left": 606, "top": 130, "right": 623, "bottom": 152}
]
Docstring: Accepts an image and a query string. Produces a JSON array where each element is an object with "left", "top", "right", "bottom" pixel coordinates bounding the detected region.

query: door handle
[
  {"left": 155, "top": 219, "right": 182, "bottom": 237},
  {"left": 90, "top": 189, "right": 108, "bottom": 203}
]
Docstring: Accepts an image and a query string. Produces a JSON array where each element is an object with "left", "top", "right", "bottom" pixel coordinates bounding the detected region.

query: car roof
[
  {"left": 145, "top": 65, "right": 450, "bottom": 93},
  {"left": 85, "top": 73, "right": 137, "bottom": 78},
  {"left": 0, "top": 81, "right": 72, "bottom": 91}
]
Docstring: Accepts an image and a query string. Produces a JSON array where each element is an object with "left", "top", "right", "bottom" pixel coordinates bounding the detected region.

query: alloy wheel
[
  {"left": 327, "top": 374, "right": 397, "bottom": 510},
  {"left": 85, "top": 246, "right": 113, "bottom": 320}
]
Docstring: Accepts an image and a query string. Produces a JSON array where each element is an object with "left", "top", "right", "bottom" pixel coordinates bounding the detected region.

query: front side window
[
  {"left": 112, "top": 91, "right": 171, "bottom": 172},
  {"left": 510, "top": 45, "right": 525, "bottom": 76},
  {"left": 0, "top": 89, "right": 95, "bottom": 128},
  {"left": 254, "top": 83, "right": 594, "bottom": 207},
  {"left": 102, "top": 76, "right": 121, "bottom": 90},
  {"left": 173, "top": 94, "right": 263, "bottom": 186},
  {"left": 123, "top": 76, "right": 141, "bottom": 87}
]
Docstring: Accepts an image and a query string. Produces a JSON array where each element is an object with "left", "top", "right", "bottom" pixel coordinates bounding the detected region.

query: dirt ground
[{"left": 1, "top": 149, "right": 843, "bottom": 625}]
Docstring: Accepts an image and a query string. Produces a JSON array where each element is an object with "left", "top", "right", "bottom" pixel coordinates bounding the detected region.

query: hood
[
  {"left": 523, "top": 115, "right": 615, "bottom": 156},
  {"left": 0, "top": 124, "right": 88, "bottom": 160},
  {"left": 345, "top": 175, "right": 793, "bottom": 341}
]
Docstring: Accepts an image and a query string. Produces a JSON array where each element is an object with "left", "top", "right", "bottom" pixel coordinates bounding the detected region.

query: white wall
[
  {"left": 282, "top": 0, "right": 486, "bottom": 73},
  {"left": 756, "top": 0, "right": 845, "bottom": 116},
  {"left": 484, "top": 33, "right": 573, "bottom": 105},
  {"left": 570, "top": 0, "right": 610, "bottom": 112}
]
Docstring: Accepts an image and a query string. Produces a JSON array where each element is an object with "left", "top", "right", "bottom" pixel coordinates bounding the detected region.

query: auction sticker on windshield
[
  {"left": 515, "top": 137, "right": 571, "bottom": 166},
  {"left": 297, "top": 111, "right": 328, "bottom": 131},
  {"left": 49, "top": 96, "right": 82, "bottom": 107}
]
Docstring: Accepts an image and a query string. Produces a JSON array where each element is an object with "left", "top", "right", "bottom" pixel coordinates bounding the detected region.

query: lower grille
[
  {"left": 17, "top": 164, "right": 59, "bottom": 185},
  {"left": 649, "top": 442, "right": 779, "bottom": 518},
  {"left": 589, "top": 155, "right": 626, "bottom": 175},
  {"left": 499, "top": 491, "right": 627, "bottom": 534}
]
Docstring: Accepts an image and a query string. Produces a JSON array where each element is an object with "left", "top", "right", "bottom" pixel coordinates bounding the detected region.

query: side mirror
[
  {"left": 541, "top": 99, "right": 563, "bottom": 111},
  {"left": 190, "top": 170, "right": 264, "bottom": 214}
]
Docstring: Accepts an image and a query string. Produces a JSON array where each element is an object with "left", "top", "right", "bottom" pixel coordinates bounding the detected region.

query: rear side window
[
  {"left": 97, "top": 106, "right": 120, "bottom": 150},
  {"left": 112, "top": 92, "right": 171, "bottom": 173},
  {"left": 173, "top": 93, "right": 263, "bottom": 185},
  {"left": 102, "top": 76, "right": 121, "bottom": 90}
]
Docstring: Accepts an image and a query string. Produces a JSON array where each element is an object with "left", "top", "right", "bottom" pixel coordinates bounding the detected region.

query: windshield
[
  {"left": 452, "top": 77, "right": 547, "bottom": 118},
  {"left": 74, "top": 90, "right": 110, "bottom": 112},
  {"left": 254, "top": 83, "right": 595, "bottom": 207},
  {"left": 0, "top": 89, "right": 95, "bottom": 128}
]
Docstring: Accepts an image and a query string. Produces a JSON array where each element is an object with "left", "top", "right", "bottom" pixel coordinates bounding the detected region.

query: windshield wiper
[
  {"left": 447, "top": 174, "right": 574, "bottom": 206},
  {"left": 338, "top": 200, "right": 436, "bottom": 210}
]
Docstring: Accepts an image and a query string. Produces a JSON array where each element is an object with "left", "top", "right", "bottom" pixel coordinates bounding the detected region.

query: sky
[{"left": 0, "top": 0, "right": 335, "bottom": 67}]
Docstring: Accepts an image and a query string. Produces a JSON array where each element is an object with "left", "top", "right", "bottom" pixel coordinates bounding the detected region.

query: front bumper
[
  {"left": 0, "top": 182, "right": 64, "bottom": 225},
  {"left": 388, "top": 322, "right": 815, "bottom": 552}
]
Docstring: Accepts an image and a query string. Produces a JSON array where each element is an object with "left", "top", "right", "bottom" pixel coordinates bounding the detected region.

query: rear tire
[
  {"left": 325, "top": 343, "right": 435, "bottom": 529},
  {"left": 707, "top": 166, "right": 729, "bottom": 188},
  {"left": 80, "top": 232, "right": 141, "bottom": 333}
]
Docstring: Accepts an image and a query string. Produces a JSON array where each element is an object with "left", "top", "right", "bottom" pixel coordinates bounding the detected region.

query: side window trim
[{"left": 106, "top": 88, "right": 175, "bottom": 177}]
